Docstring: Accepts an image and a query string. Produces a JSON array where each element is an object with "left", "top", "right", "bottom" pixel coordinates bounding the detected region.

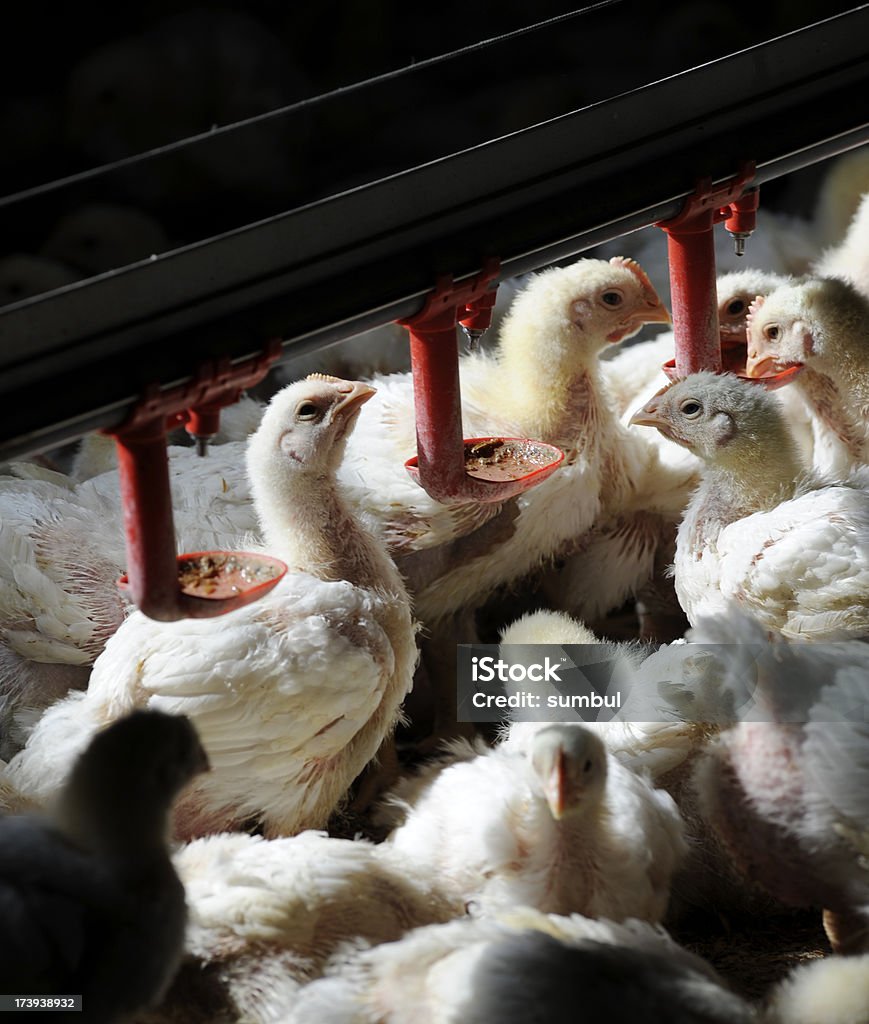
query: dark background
[{"left": 1, "top": 1, "right": 860, "bottom": 284}]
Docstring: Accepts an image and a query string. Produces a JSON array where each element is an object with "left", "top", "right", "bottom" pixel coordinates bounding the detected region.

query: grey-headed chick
[
  {"left": 0, "top": 709, "right": 208, "bottom": 1020},
  {"left": 630, "top": 371, "right": 869, "bottom": 639}
]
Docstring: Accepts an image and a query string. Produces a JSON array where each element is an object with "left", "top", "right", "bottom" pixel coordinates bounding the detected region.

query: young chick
[
  {"left": 813, "top": 190, "right": 869, "bottom": 300},
  {"left": 355, "top": 257, "right": 680, "bottom": 748},
  {"left": 764, "top": 952, "right": 869, "bottom": 1024},
  {"left": 152, "top": 830, "right": 455, "bottom": 1021},
  {"left": 630, "top": 371, "right": 869, "bottom": 639},
  {"left": 286, "top": 907, "right": 753, "bottom": 1024},
  {"left": 7, "top": 377, "right": 418, "bottom": 841},
  {"left": 496, "top": 608, "right": 784, "bottom": 922},
  {"left": 0, "top": 710, "right": 208, "bottom": 1019},
  {"left": 0, "top": 437, "right": 262, "bottom": 758},
  {"left": 340, "top": 255, "right": 673, "bottom": 565},
  {"left": 400, "top": 258, "right": 689, "bottom": 629},
  {"left": 381, "top": 723, "right": 685, "bottom": 922},
  {"left": 745, "top": 275, "right": 869, "bottom": 474},
  {"left": 545, "top": 269, "right": 808, "bottom": 642},
  {"left": 690, "top": 611, "right": 869, "bottom": 954}
]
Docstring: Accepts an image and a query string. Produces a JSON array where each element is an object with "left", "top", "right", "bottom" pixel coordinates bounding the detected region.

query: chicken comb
[
  {"left": 305, "top": 372, "right": 349, "bottom": 384},
  {"left": 745, "top": 294, "right": 766, "bottom": 333},
  {"left": 608, "top": 256, "right": 658, "bottom": 299}
]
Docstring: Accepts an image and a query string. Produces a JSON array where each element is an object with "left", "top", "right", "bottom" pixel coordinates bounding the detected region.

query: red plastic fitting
[
  {"left": 656, "top": 163, "right": 756, "bottom": 376},
  {"left": 107, "top": 340, "right": 282, "bottom": 621},
  {"left": 399, "top": 259, "right": 563, "bottom": 504}
]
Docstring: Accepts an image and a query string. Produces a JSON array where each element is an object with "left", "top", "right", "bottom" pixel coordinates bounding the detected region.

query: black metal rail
[{"left": 1, "top": 5, "right": 867, "bottom": 458}]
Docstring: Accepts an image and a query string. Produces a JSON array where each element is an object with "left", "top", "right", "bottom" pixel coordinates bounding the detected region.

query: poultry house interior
[{"left": 1, "top": 2, "right": 869, "bottom": 1021}]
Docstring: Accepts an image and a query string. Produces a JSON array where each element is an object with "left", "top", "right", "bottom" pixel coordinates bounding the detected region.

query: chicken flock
[{"left": 1, "top": 155, "right": 869, "bottom": 1023}]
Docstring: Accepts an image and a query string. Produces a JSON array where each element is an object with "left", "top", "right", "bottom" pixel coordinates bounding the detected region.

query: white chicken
[
  {"left": 6, "top": 376, "right": 418, "bottom": 840},
  {"left": 286, "top": 906, "right": 753, "bottom": 1024},
  {"left": 542, "top": 268, "right": 814, "bottom": 639},
  {"left": 0, "top": 710, "right": 208, "bottom": 1015},
  {"left": 0, "top": 439, "right": 259, "bottom": 757},
  {"left": 387, "top": 258, "right": 692, "bottom": 634},
  {"left": 630, "top": 371, "right": 869, "bottom": 639},
  {"left": 813, "top": 191, "right": 869, "bottom": 300},
  {"left": 745, "top": 275, "right": 869, "bottom": 475},
  {"left": 339, "top": 256, "right": 671, "bottom": 562},
  {"left": 148, "top": 830, "right": 455, "bottom": 1022},
  {"left": 496, "top": 608, "right": 771, "bottom": 923},
  {"left": 379, "top": 721, "right": 686, "bottom": 922},
  {"left": 690, "top": 611, "right": 869, "bottom": 954},
  {"left": 764, "top": 953, "right": 869, "bottom": 1024}
]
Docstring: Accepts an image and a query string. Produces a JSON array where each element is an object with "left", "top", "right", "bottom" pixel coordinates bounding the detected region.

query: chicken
[
  {"left": 0, "top": 439, "right": 259, "bottom": 757},
  {"left": 287, "top": 907, "right": 753, "bottom": 1024},
  {"left": 689, "top": 611, "right": 869, "bottom": 954},
  {"left": 745, "top": 275, "right": 869, "bottom": 475},
  {"left": 340, "top": 256, "right": 672, "bottom": 562},
  {"left": 391, "top": 258, "right": 691, "bottom": 633},
  {"left": 380, "top": 722, "right": 685, "bottom": 922},
  {"left": 0, "top": 709, "right": 208, "bottom": 1017},
  {"left": 630, "top": 371, "right": 869, "bottom": 639},
  {"left": 812, "top": 191, "right": 869, "bottom": 300},
  {"left": 497, "top": 608, "right": 776, "bottom": 922},
  {"left": 542, "top": 268, "right": 812, "bottom": 641},
  {"left": 151, "top": 830, "right": 455, "bottom": 1021},
  {"left": 764, "top": 953, "right": 869, "bottom": 1024},
  {"left": 342, "top": 257, "right": 682, "bottom": 745},
  {"left": 6, "top": 376, "right": 418, "bottom": 840}
]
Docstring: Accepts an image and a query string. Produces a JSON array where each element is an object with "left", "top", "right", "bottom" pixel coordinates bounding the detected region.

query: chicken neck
[
  {"left": 259, "top": 472, "right": 403, "bottom": 592},
  {"left": 496, "top": 349, "right": 610, "bottom": 455}
]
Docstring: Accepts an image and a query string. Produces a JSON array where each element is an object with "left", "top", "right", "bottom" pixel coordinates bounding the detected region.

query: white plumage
[
  {"left": 151, "top": 830, "right": 455, "bottom": 1021},
  {"left": 380, "top": 721, "right": 685, "bottom": 923},
  {"left": 497, "top": 608, "right": 772, "bottom": 921},
  {"left": 339, "top": 256, "right": 672, "bottom": 572},
  {"left": 0, "top": 439, "right": 259, "bottom": 756},
  {"left": 813, "top": 190, "right": 869, "bottom": 300},
  {"left": 6, "top": 377, "right": 418, "bottom": 840},
  {"left": 631, "top": 371, "right": 869, "bottom": 639},
  {"left": 286, "top": 907, "right": 753, "bottom": 1024},
  {"left": 388, "top": 258, "right": 693, "bottom": 631},
  {"left": 764, "top": 953, "right": 869, "bottom": 1024},
  {"left": 690, "top": 612, "right": 869, "bottom": 954},
  {"left": 745, "top": 274, "right": 869, "bottom": 476}
]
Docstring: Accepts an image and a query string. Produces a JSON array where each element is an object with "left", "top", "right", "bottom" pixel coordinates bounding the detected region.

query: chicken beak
[
  {"left": 543, "top": 749, "right": 568, "bottom": 821},
  {"left": 629, "top": 393, "right": 668, "bottom": 431},
  {"left": 744, "top": 352, "right": 778, "bottom": 379},
  {"left": 332, "top": 381, "right": 377, "bottom": 420},
  {"left": 608, "top": 300, "right": 671, "bottom": 343},
  {"left": 644, "top": 300, "right": 672, "bottom": 327}
]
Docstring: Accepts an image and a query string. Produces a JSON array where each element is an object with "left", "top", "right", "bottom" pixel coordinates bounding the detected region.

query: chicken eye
[
  {"left": 583, "top": 759, "right": 593, "bottom": 773},
  {"left": 679, "top": 399, "right": 703, "bottom": 418},
  {"left": 295, "top": 401, "right": 323, "bottom": 421},
  {"left": 600, "top": 290, "right": 623, "bottom": 307},
  {"left": 764, "top": 324, "right": 781, "bottom": 342},
  {"left": 725, "top": 298, "right": 746, "bottom": 317}
]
